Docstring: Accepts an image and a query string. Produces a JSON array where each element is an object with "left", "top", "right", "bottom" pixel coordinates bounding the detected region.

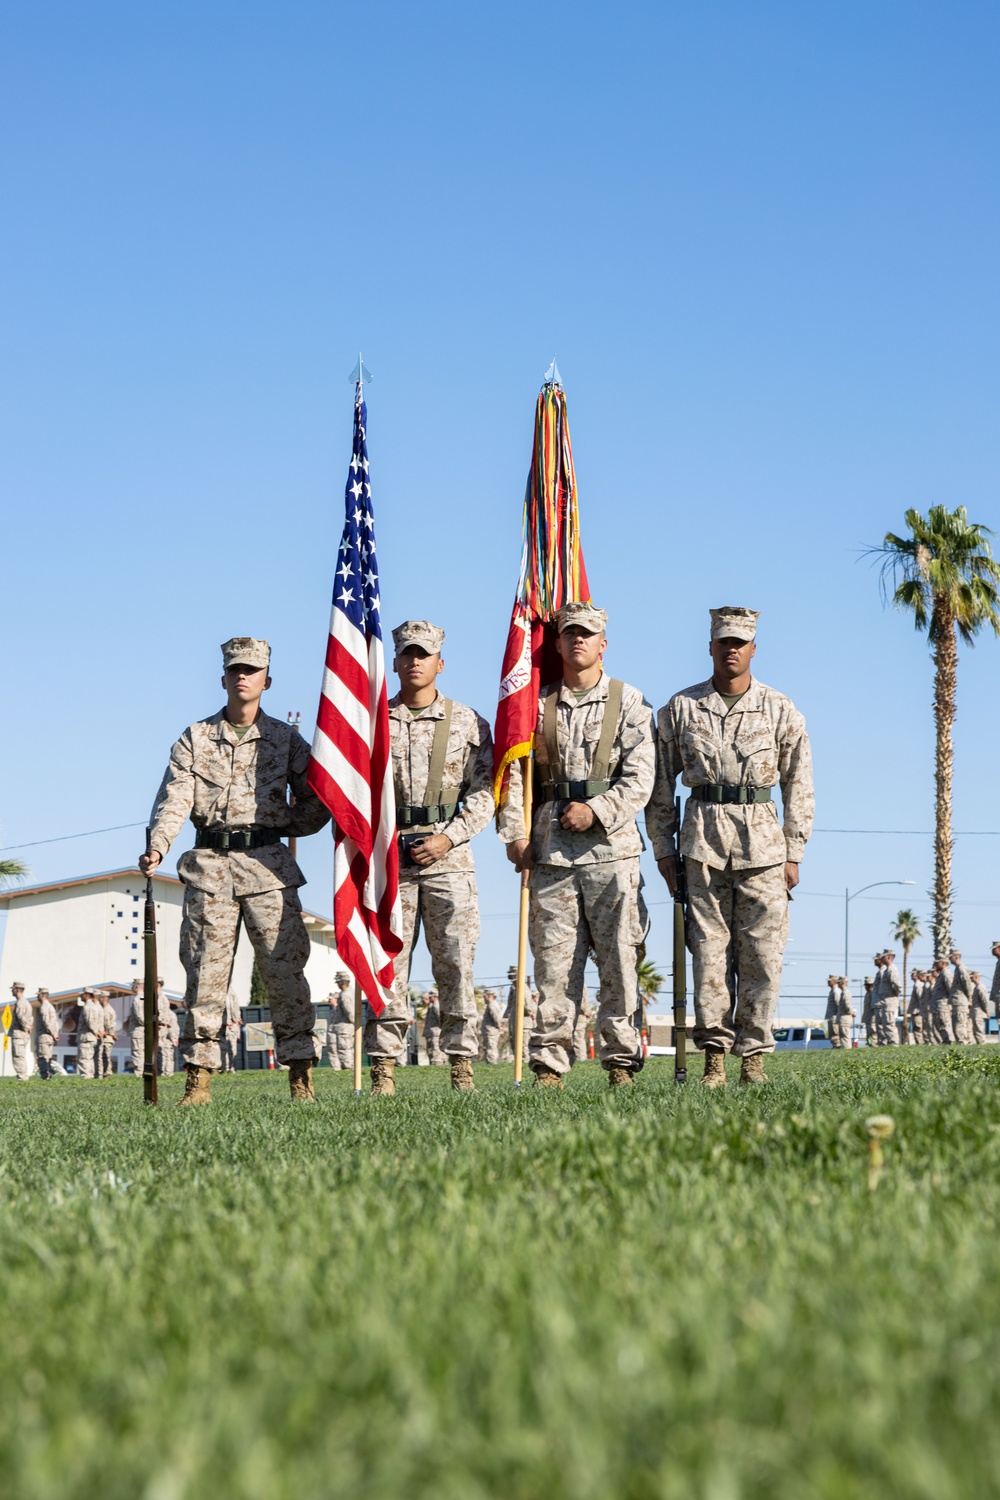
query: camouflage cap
[
  {"left": 392, "top": 620, "right": 445, "bottom": 655},
  {"left": 335, "top": 970, "right": 351, "bottom": 985},
  {"left": 221, "top": 637, "right": 271, "bottom": 672},
  {"left": 37, "top": 987, "right": 48, "bottom": 996},
  {"left": 710, "top": 607, "right": 759, "bottom": 643},
  {"left": 555, "top": 600, "right": 608, "bottom": 635},
  {"left": 11, "top": 981, "right": 24, "bottom": 990}
]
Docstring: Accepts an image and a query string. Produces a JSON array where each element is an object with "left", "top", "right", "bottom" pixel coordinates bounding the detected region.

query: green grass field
[{"left": 2, "top": 1048, "right": 1000, "bottom": 1499}]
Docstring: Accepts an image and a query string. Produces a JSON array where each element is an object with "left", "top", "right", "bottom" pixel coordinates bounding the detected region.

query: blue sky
[{"left": 3, "top": 0, "right": 999, "bottom": 1012}]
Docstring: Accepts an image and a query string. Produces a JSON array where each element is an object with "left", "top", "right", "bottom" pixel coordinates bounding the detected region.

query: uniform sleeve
[
  {"left": 587, "top": 690, "right": 655, "bottom": 838},
  {"left": 149, "top": 729, "right": 197, "bottom": 858},
  {"left": 287, "top": 730, "right": 334, "bottom": 837},
  {"left": 498, "top": 756, "right": 529, "bottom": 845},
  {"left": 991, "top": 962, "right": 1000, "bottom": 1010},
  {"left": 645, "top": 702, "right": 684, "bottom": 861},
  {"left": 442, "top": 714, "right": 495, "bottom": 849},
  {"left": 778, "top": 704, "right": 814, "bottom": 863}
]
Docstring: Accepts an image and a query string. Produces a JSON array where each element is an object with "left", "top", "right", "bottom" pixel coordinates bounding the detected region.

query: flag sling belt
[
  {"left": 538, "top": 678, "right": 624, "bottom": 801},
  {"left": 394, "top": 699, "right": 463, "bottom": 831}
]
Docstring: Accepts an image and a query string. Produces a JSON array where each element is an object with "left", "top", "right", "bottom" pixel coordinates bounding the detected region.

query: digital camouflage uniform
[
  {"left": 908, "top": 980, "right": 925, "bottom": 1044},
  {"left": 10, "top": 995, "right": 34, "bottom": 1080},
  {"left": 100, "top": 996, "right": 118, "bottom": 1076},
  {"left": 950, "top": 960, "right": 974, "bottom": 1045},
  {"left": 499, "top": 673, "right": 655, "bottom": 1076},
  {"left": 325, "top": 975, "right": 356, "bottom": 1071},
  {"left": 365, "top": 690, "right": 494, "bottom": 1063},
  {"left": 930, "top": 968, "right": 954, "bottom": 1044},
  {"left": 571, "top": 986, "right": 594, "bottom": 1063},
  {"left": 970, "top": 979, "right": 991, "bottom": 1044},
  {"left": 422, "top": 995, "right": 445, "bottom": 1064},
  {"left": 479, "top": 990, "right": 504, "bottom": 1064},
  {"left": 36, "top": 996, "right": 60, "bottom": 1079},
  {"left": 76, "top": 996, "right": 104, "bottom": 1078},
  {"left": 504, "top": 981, "right": 537, "bottom": 1065},
  {"left": 991, "top": 954, "right": 1000, "bottom": 1025},
  {"left": 123, "top": 988, "right": 145, "bottom": 1073},
  {"left": 157, "top": 993, "right": 180, "bottom": 1075},
  {"left": 221, "top": 990, "right": 242, "bottom": 1071},
  {"left": 861, "top": 982, "right": 875, "bottom": 1044},
  {"left": 647, "top": 677, "right": 814, "bottom": 1059},
  {"left": 877, "top": 964, "right": 901, "bottom": 1046},
  {"left": 148, "top": 707, "right": 331, "bottom": 1071},
  {"left": 825, "top": 981, "right": 850, "bottom": 1048}
]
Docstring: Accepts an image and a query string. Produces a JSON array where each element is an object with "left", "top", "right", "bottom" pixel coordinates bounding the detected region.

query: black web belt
[
  {"left": 690, "top": 785, "right": 772, "bottom": 805},
  {"left": 538, "top": 779, "right": 612, "bottom": 802},
  {"left": 396, "top": 801, "right": 462, "bottom": 829},
  {"left": 195, "top": 826, "right": 285, "bottom": 851}
]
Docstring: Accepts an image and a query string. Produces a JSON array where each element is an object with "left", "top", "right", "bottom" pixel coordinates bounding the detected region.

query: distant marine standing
[
  {"left": 970, "top": 971, "right": 991, "bottom": 1045},
  {"left": 35, "top": 988, "right": 60, "bottom": 1080},
  {"left": 124, "top": 980, "right": 145, "bottom": 1074},
  {"left": 76, "top": 988, "right": 104, "bottom": 1079},
  {"left": 100, "top": 992, "right": 118, "bottom": 1077},
  {"left": 324, "top": 972, "right": 356, "bottom": 1071},
  {"left": 949, "top": 950, "right": 974, "bottom": 1044},
  {"left": 9, "top": 983, "right": 34, "bottom": 1081}
]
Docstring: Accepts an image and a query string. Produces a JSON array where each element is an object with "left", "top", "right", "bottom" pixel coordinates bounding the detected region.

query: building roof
[{"left": 0, "top": 867, "right": 336, "bottom": 933}]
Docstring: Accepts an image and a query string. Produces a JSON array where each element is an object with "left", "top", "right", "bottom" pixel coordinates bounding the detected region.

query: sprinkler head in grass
[{"left": 865, "top": 1115, "right": 895, "bottom": 1192}]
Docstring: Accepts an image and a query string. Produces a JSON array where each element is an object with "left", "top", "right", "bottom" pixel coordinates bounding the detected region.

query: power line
[{"left": 0, "top": 822, "right": 145, "bottom": 852}]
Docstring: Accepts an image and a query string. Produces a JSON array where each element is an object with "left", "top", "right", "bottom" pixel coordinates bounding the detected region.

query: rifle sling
[{"left": 541, "top": 677, "right": 624, "bottom": 796}]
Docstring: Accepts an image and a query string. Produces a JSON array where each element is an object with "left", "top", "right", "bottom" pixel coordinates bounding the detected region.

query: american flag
[{"left": 307, "top": 391, "right": 401, "bottom": 1015}]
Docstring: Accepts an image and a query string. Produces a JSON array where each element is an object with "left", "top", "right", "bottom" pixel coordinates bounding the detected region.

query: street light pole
[{"left": 844, "top": 879, "right": 917, "bottom": 989}]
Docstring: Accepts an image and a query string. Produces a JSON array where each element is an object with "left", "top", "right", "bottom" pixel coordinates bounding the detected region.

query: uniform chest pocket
[{"left": 735, "top": 728, "right": 773, "bottom": 758}]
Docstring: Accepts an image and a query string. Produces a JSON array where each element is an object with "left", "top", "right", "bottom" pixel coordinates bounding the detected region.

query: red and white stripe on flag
[{"left": 307, "top": 394, "right": 401, "bottom": 1016}]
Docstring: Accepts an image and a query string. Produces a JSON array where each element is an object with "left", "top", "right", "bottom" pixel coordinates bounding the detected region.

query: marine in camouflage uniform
[
  {"left": 878, "top": 952, "right": 901, "bottom": 1046},
  {"left": 124, "top": 980, "right": 145, "bottom": 1074},
  {"left": 648, "top": 607, "right": 814, "bottom": 1087},
  {"left": 929, "top": 960, "right": 954, "bottom": 1043},
  {"left": 825, "top": 976, "right": 845, "bottom": 1048},
  {"left": 837, "top": 978, "right": 855, "bottom": 1047},
  {"left": 35, "top": 989, "right": 60, "bottom": 1079},
  {"left": 503, "top": 967, "right": 537, "bottom": 1065},
  {"left": 76, "top": 989, "right": 104, "bottom": 1079},
  {"left": 366, "top": 620, "right": 494, "bottom": 1097},
  {"left": 9, "top": 984, "right": 34, "bottom": 1081},
  {"left": 970, "top": 972, "right": 991, "bottom": 1044},
  {"left": 571, "top": 985, "right": 594, "bottom": 1063},
  {"left": 99, "top": 992, "right": 118, "bottom": 1077},
  {"left": 324, "top": 971, "right": 356, "bottom": 1071},
  {"left": 500, "top": 603, "right": 655, "bottom": 1088},
  {"left": 949, "top": 950, "right": 974, "bottom": 1044},
  {"left": 479, "top": 989, "right": 504, "bottom": 1064},
  {"left": 908, "top": 972, "right": 926, "bottom": 1045},
  {"left": 861, "top": 978, "right": 876, "bottom": 1045},
  {"left": 991, "top": 942, "right": 1000, "bottom": 1029},
  {"left": 157, "top": 988, "right": 180, "bottom": 1074},
  {"left": 142, "top": 637, "right": 331, "bottom": 1105},
  {"left": 422, "top": 991, "right": 445, "bottom": 1064},
  {"left": 219, "top": 989, "right": 242, "bottom": 1071}
]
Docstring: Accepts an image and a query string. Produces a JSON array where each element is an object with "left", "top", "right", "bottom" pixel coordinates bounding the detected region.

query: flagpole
[
  {"left": 512, "top": 752, "right": 533, "bottom": 1087},
  {"left": 353, "top": 981, "right": 363, "bottom": 1096}
]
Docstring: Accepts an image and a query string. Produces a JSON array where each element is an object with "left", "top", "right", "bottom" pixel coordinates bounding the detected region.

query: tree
[
  {"left": 891, "top": 909, "right": 921, "bottom": 1018},
  {"left": 635, "top": 957, "right": 665, "bottom": 1037},
  {"left": 871, "top": 506, "right": 1000, "bottom": 956},
  {"left": 0, "top": 858, "right": 28, "bottom": 888},
  {"left": 250, "top": 959, "right": 269, "bottom": 1008}
]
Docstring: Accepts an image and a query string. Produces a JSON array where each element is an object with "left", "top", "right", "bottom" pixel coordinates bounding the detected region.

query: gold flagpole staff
[
  {"left": 353, "top": 982, "right": 363, "bottom": 1096},
  {"left": 512, "top": 750, "right": 534, "bottom": 1087}
]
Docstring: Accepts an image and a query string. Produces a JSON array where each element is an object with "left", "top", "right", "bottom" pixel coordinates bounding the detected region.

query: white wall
[{"left": 0, "top": 870, "right": 339, "bottom": 1016}]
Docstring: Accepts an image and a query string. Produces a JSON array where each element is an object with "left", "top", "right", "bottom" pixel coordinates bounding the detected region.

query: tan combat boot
[
  {"left": 532, "top": 1065, "right": 564, "bottom": 1090},
  {"left": 739, "top": 1055, "right": 768, "bottom": 1085},
  {"left": 370, "top": 1059, "right": 396, "bottom": 1097},
  {"left": 701, "top": 1049, "right": 727, "bottom": 1088},
  {"left": 608, "top": 1065, "right": 634, "bottom": 1088},
  {"left": 289, "top": 1059, "right": 316, "bottom": 1102},
  {"left": 450, "top": 1057, "right": 475, "bottom": 1092},
  {"left": 176, "top": 1065, "right": 212, "bottom": 1106}
]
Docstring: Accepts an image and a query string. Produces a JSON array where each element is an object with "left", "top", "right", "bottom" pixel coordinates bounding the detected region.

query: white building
[{"left": 0, "top": 868, "right": 341, "bottom": 1072}]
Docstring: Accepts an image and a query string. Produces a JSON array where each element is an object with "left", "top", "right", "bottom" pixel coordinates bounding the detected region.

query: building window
[
  {"left": 132, "top": 927, "right": 137, "bottom": 934},
  {"left": 131, "top": 959, "right": 137, "bottom": 966},
  {"left": 131, "top": 943, "right": 137, "bottom": 950},
  {"left": 117, "top": 911, "right": 123, "bottom": 918}
]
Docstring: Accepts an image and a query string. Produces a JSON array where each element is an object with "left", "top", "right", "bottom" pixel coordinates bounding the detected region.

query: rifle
[
  {"left": 672, "top": 796, "right": 688, "bottom": 1085},
  {"left": 143, "top": 829, "right": 159, "bottom": 1105}
]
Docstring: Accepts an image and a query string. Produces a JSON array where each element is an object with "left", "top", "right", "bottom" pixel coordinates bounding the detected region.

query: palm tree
[
  {"left": 871, "top": 506, "right": 1000, "bottom": 956},
  {"left": 0, "top": 858, "right": 28, "bottom": 888},
  {"left": 891, "top": 909, "right": 921, "bottom": 1017},
  {"left": 635, "top": 957, "right": 665, "bottom": 1037}
]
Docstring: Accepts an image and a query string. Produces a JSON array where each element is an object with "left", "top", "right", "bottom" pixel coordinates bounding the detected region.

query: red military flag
[
  {"left": 493, "top": 364, "right": 591, "bottom": 806},
  {"left": 308, "top": 379, "right": 401, "bottom": 1015}
]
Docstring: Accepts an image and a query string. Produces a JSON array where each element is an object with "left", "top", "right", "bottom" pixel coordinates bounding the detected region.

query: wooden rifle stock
[
  {"left": 672, "top": 797, "right": 688, "bottom": 1085},
  {"left": 143, "top": 829, "right": 159, "bottom": 1105}
]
